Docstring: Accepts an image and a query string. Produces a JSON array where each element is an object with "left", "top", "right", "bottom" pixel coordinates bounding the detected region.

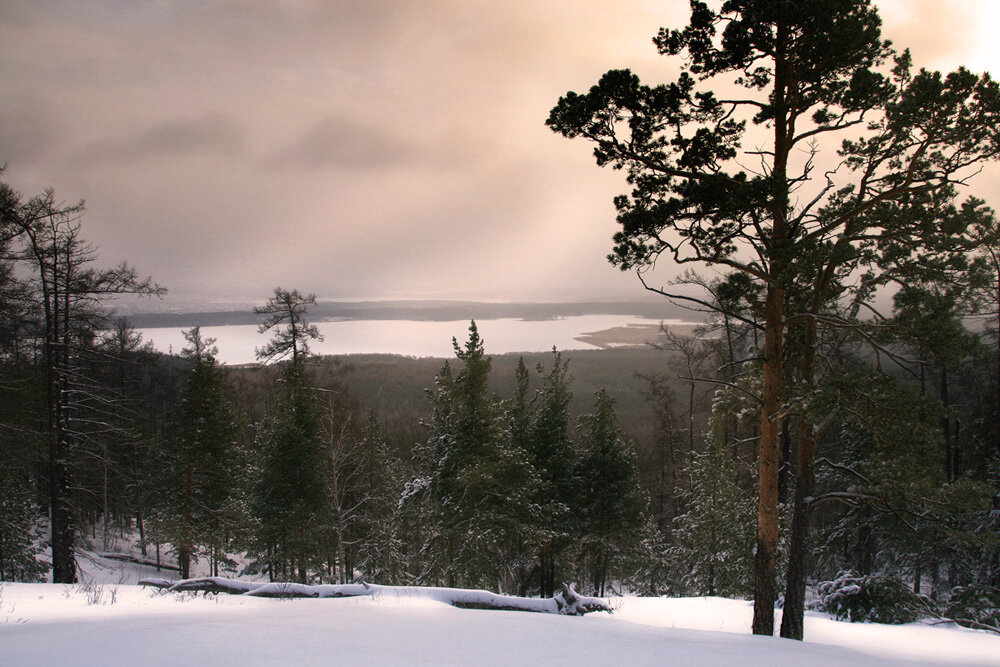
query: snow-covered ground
[{"left": 2, "top": 552, "right": 997, "bottom": 666}]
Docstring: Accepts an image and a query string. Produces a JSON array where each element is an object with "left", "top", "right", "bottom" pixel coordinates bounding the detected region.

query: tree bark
[
  {"left": 753, "top": 19, "right": 791, "bottom": 637},
  {"left": 779, "top": 423, "right": 816, "bottom": 640},
  {"left": 50, "top": 340, "right": 76, "bottom": 584},
  {"left": 780, "top": 317, "right": 819, "bottom": 640},
  {"left": 941, "top": 368, "right": 954, "bottom": 481},
  {"left": 753, "top": 279, "right": 785, "bottom": 636}
]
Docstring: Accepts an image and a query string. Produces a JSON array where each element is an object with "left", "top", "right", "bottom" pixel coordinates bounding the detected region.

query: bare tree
[{"left": 14, "top": 190, "right": 162, "bottom": 583}]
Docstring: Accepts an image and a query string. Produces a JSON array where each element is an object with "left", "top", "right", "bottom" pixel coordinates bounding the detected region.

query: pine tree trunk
[
  {"left": 781, "top": 317, "right": 819, "bottom": 640},
  {"left": 779, "top": 418, "right": 793, "bottom": 505},
  {"left": 753, "top": 279, "right": 785, "bottom": 636},
  {"left": 753, "top": 20, "right": 790, "bottom": 637},
  {"left": 780, "top": 425, "right": 816, "bottom": 640}
]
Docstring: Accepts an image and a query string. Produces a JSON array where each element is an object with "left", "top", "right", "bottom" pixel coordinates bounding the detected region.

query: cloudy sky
[{"left": 2, "top": 1, "right": 999, "bottom": 305}]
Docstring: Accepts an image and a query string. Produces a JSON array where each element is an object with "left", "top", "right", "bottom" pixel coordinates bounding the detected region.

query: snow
[
  {"left": 610, "top": 597, "right": 1000, "bottom": 666},
  {"left": 2, "top": 550, "right": 997, "bottom": 666},
  {"left": 2, "top": 582, "right": 998, "bottom": 666}
]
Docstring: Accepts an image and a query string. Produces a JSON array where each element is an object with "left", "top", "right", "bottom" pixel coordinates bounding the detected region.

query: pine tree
[
  {"left": 12, "top": 187, "right": 162, "bottom": 583},
  {"left": 548, "top": 0, "right": 1000, "bottom": 636},
  {"left": 254, "top": 288, "right": 323, "bottom": 365}
]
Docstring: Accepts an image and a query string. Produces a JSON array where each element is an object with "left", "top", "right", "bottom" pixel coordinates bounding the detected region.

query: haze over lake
[{"left": 139, "top": 315, "right": 692, "bottom": 364}]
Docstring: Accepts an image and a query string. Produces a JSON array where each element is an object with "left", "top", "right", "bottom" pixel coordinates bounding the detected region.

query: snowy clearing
[
  {"left": 2, "top": 547, "right": 996, "bottom": 666},
  {"left": 2, "top": 581, "right": 997, "bottom": 666}
]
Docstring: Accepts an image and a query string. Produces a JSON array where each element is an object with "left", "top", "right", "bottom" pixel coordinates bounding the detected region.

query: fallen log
[
  {"left": 98, "top": 552, "right": 180, "bottom": 571},
  {"left": 138, "top": 577, "right": 611, "bottom": 615}
]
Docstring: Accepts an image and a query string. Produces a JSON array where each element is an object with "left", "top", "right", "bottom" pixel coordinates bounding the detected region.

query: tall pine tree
[{"left": 548, "top": 0, "right": 1000, "bottom": 636}]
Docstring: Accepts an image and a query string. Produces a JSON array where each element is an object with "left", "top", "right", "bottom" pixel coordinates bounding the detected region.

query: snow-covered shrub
[
  {"left": 816, "top": 572, "right": 928, "bottom": 624},
  {"left": 945, "top": 584, "right": 1000, "bottom": 632}
]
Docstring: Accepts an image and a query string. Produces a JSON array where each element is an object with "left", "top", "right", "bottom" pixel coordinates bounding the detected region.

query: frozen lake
[{"left": 139, "top": 315, "right": 684, "bottom": 364}]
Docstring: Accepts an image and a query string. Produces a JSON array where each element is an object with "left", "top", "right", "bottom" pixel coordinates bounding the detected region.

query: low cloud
[
  {"left": 0, "top": 94, "right": 63, "bottom": 167},
  {"left": 72, "top": 113, "right": 245, "bottom": 165},
  {"left": 268, "top": 115, "right": 420, "bottom": 170}
]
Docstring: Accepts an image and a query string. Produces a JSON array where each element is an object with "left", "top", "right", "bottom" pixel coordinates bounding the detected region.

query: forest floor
[{"left": 1, "top": 543, "right": 997, "bottom": 666}]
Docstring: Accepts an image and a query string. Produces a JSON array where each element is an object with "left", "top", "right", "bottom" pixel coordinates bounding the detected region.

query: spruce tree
[
  {"left": 0, "top": 465, "right": 46, "bottom": 582},
  {"left": 416, "top": 322, "right": 535, "bottom": 589},
  {"left": 527, "top": 349, "right": 576, "bottom": 597},
  {"left": 575, "top": 390, "right": 648, "bottom": 596},
  {"left": 352, "top": 411, "right": 406, "bottom": 583},
  {"left": 252, "top": 362, "right": 325, "bottom": 582},
  {"left": 668, "top": 385, "right": 757, "bottom": 598},
  {"left": 178, "top": 328, "right": 238, "bottom": 576},
  {"left": 248, "top": 288, "right": 326, "bottom": 582},
  {"left": 146, "top": 328, "right": 239, "bottom": 578},
  {"left": 498, "top": 357, "right": 543, "bottom": 594}
]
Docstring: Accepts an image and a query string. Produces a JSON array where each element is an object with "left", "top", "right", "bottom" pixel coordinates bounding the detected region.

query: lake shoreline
[{"left": 138, "top": 315, "right": 704, "bottom": 365}]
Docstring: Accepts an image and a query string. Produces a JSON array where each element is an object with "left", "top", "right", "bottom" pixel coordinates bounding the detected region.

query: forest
[{"left": 1, "top": 0, "right": 999, "bottom": 646}]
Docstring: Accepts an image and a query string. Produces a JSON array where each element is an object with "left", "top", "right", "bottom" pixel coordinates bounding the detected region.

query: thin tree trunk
[
  {"left": 941, "top": 368, "right": 953, "bottom": 482},
  {"left": 102, "top": 446, "right": 109, "bottom": 551},
  {"left": 179, "top": 463, "right": 193, "bottom": 579},
  {"left": 132, "top": 444, "right": 146, "bottom": 556},
  {"left": 50, "top": 342, "right": 76, "bottom": 583}
]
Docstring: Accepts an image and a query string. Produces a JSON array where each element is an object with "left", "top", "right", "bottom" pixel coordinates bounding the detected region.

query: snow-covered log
[
  {"left": 138, "top": 577, "right": 611, "bottom": 615},
  {"left": 141, "top": 577, "right": 263, "bottom": 595},
  {"left": 245, "top": 582, "right": 368, "bottom": 598},
  {"left": 555, "top": 584, "right": 613, "bottom": 616}
]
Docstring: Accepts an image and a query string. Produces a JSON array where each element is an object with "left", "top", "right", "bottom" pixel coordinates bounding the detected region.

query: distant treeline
[{"left": 305, "top": 347, "right": 699, "bottom": 467}]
